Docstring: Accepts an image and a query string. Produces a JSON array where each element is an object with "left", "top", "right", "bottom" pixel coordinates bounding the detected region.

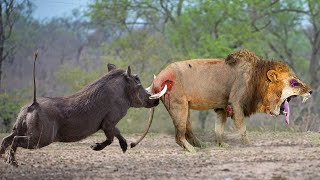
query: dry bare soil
[{"left": 1, "top": 131, "right": 320, "bottom": 180}]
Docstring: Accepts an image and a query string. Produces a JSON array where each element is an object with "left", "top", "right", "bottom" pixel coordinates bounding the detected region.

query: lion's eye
[{"left": 290, "top": 79, "right": 300, "bottom": 88}]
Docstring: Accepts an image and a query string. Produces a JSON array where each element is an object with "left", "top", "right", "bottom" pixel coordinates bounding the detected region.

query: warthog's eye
[
  {"left": 290, "top": 79, "right": 300, "bottom": 88},
  {"left": 134, "top": 75, "right": 140, "bottom": 83}
]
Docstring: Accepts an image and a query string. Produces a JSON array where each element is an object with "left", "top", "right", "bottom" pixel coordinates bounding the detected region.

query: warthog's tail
[
  {"left": 32, "top": 51, "right": 38, "bottom": 105},
  {"left": 130, "top": 107, "right": 155, "bottom": 148},
  {"left": 27, "top": 51, "right": 39, "bottom": 112}
]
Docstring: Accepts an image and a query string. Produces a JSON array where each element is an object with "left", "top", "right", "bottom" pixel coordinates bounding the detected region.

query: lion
[{"left": 131, "top": 49, "right": 312, "bottom": 152}]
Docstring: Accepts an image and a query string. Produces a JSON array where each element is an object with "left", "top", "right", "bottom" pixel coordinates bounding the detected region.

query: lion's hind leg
[
  {"left": 186, "top": 117, "right": 206, "bottom": 148},
  {"left": 165, "top": 97, "right": 196, "bottom": 153}
]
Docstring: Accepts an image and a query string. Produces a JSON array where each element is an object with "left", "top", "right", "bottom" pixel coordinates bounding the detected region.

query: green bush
[{"left": 0, "top": 90, "right": 29, "bottom": 132}]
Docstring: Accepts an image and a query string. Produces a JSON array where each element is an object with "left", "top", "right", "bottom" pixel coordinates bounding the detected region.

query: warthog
[{"left": 0, "top": 53, "right": 159, "bottom": 166}]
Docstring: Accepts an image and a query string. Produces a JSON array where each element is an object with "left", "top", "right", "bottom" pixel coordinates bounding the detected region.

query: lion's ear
[
  {"left": 267, "top": 70, "right": 278, "bottom": 82},
  {"left": 225, "top": 54, "right": 237, "bottom": 65}
]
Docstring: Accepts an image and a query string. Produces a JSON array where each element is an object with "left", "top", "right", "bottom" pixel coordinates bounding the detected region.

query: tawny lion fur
[{"left": 135, "top": 49, "right": 312, "bottom": 152}]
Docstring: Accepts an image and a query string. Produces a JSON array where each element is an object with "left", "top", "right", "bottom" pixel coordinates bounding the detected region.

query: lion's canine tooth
[
  {"left": 302, "top": 96, "right": 307, "bottom": 103},
  {"left": 302, "top": 94, "right": 311, "bottom": 103}
]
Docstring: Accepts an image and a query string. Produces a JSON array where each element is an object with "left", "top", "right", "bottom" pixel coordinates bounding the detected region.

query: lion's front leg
[
  {"left": 232, "top": 105, "right": 250, "bottom": 145},
  {"left": 214, "top": 109, "right": 229, "bottom": 147}
]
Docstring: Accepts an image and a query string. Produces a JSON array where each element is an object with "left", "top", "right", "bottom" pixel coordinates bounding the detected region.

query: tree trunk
[
  {"left": 309, "top": 47, "right": 319, "bottom": 104},
  {"left": 0, "top": 1, "right": 4, "bottom": 91},
  {"left": 76, "top": 45, "right": 84, "bottom": 63}
]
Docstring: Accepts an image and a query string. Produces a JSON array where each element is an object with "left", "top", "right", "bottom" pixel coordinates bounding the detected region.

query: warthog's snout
[{"left": 145, "top": 96, "right": 160, "bottom": 108}]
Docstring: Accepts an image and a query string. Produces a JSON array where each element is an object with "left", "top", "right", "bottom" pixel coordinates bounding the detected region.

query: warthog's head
[
  {"left": 263, "top": 62, "right": 312, "bottom": 124},
  {"left": 112, "top": 65, "right": 160, "bottom": 108}
]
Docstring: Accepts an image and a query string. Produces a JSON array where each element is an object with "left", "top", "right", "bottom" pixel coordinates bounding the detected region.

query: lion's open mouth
[{"left": 280, "top": 95, "right": 297, "bottom": 124}]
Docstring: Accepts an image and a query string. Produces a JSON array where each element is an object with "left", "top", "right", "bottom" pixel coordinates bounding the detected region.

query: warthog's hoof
[
  {"left": 6, "top": 155, "right": 18, "bottom": 167},
  {"left": 0, "top": 148, "right": 5, "bottom": 159},
  {"left": 7, "top": 160, "right": 18, "bottom": 167},
  {"left": 120, "top": 141, "right": 127, "bottom": 153},
  {"left": 90, "top": 143, "right": 104, "bottom": 151}
]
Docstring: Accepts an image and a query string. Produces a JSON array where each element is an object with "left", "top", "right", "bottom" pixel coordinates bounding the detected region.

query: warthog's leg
[
  {"left": 165, "top": 97, "right": 196, "bottom": 153},
  {"left": 91, "top": 128, "right": 114, "bottom": 151},
  {"left": 114, "top": 128, "right": 127, "bottom": 153},
  {"left": 185, "top": 111, "right": 204, "bottom": 148},
  {"left": 215, "top": 110, "right": 228, "bottom": 147},
  {"left": 0, "top": 132, "right": 16, "bottom": 157},
  {"left": 7, "top": 135, "right": 43, "bottom": 167},
  {"left": 91, "top": 127, "right": 127, "bottom": 153}
]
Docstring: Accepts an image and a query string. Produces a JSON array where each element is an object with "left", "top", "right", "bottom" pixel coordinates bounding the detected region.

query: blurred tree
[
  {"left": 304, "top": 0, "right": 320, "bottom": 101},
  {"left": 2, "top": 0, "right": 319, "bottom": 132},
  {"left": 0, "top": 0, "right": 32, "bottom": 91}
]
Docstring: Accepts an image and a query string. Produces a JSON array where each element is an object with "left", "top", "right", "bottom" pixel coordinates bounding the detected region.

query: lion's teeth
[
  {"left": 302, "top": 97, "right": 306, "bottom": 103},
  {"left": 302, "top": 96, "right": 309, "bottom": 103}
]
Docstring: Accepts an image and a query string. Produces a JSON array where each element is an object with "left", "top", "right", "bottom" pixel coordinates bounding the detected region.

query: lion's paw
[
  {"left": 241, "top": 136, "right": 250, "bottom": 145},
  {"left": 184, "top": 145, "right": 197, "bottom": 153}
]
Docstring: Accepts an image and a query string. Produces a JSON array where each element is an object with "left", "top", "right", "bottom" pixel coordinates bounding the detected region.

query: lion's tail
[{"left": 130, "top": 107, "right": 155, "bottom": 148}]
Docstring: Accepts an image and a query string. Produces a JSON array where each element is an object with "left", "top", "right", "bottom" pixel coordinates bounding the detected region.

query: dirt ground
[{"left": 1, "top": 131, "right": 320, "bottom": 180}]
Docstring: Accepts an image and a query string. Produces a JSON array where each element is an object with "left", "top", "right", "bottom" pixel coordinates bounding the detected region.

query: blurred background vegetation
[{"left": 0, "top": 0, "right": 319, "bottom": 133}]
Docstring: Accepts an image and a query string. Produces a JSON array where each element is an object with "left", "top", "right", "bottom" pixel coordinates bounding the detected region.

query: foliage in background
[
  {"left": 55, "top": 63, "right": 102, "bottom": 93},
  {"left": 0, "top": 88, "right": 29, "bottom": 132}
]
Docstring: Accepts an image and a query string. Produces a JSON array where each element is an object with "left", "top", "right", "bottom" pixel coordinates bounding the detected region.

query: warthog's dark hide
[{"left": 0, "top": 61, "right": 159, "bottom": 166}]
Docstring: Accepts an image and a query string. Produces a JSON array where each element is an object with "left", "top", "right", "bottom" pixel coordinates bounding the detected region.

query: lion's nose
[{"left": 309, "top": 91, "right": 312, "bottom": 94}]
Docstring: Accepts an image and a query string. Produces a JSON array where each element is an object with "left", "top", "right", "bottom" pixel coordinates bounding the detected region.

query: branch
[
  {"left": 3, "top": 0, "right": 15, "bottom": 40},
  {"left": 268, "top": 42, "right": 282, "bottom": 57},
  {"left": 159, "top": 0, "right": 176, "bottom": 24},
  {"left": 270, "top": 8, "right": 309, "bottom": 15},
  {"left": 268, "top": 0, "right": 280, "bottom": 7},
  {"left": 2, "top": 45, "right": 15, "bottom": 61},
  {"left": 177, "top": 0, "right": 184, "bottom": 17},
  {"left": 268, "top": 41, "right": 295, "bottom": 71},
  {"left": 252, "top": 20, "right": 271, "bottom": 32}
]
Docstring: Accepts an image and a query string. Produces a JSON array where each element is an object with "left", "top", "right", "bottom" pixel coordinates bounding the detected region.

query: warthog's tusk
[
  {"left": 145, "top": 86, "right": 151, "bottom": 94},
  {"left": 149, "top": 85, "right": 167, "bottom": 99},
  {"left": 145, "top": 75, "right": 157, "bottom": 94},
  {"left": 146, "top": 75, "right": 157, "bottom": 94}
]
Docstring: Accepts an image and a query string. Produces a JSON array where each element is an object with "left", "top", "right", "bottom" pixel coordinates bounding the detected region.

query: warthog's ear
[
  {"left": 267, "top": 70, "right": 278, "bottom": 82},
  {"left": 127, "top": 66, "right": 131, "bottom": 77},
  {"left": 107, "top": 63, "right": 117, "bottom": 72}
]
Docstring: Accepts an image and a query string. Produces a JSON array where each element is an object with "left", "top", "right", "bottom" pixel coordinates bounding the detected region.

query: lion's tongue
[{"left": 284, "top": 99, "right": 290, "bottom": 125}]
